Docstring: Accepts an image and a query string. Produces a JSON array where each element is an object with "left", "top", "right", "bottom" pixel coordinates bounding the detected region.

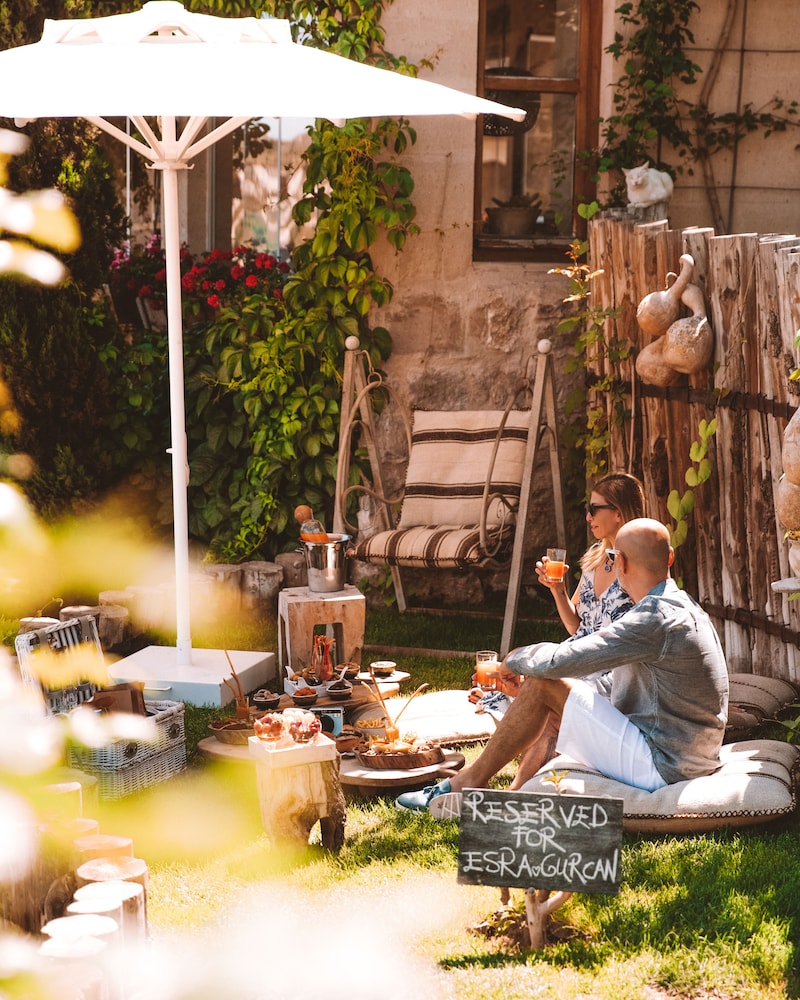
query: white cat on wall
[{"left": 623, "top": 163, "right": 674, "bottom": 208}]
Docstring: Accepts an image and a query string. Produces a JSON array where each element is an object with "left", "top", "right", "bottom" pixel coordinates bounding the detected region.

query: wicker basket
[
  {"left": 87, "top": 741, "right": 187, "bottom": 799},
  {"left": 68, "top": 700, "right": 186, "bottom": 796}
]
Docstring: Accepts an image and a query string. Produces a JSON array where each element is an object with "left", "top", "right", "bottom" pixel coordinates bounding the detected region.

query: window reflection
[
  {"left": 232, "top": 116, "right": 316, "bottom": 259},
  {"left": 477, "top": 0, "right": 582, "bottom": 249}
]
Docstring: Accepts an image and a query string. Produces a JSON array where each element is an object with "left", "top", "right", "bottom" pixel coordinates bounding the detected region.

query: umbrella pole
[{"left": 161, "top": 156, "right": 193, "bottom": 666}]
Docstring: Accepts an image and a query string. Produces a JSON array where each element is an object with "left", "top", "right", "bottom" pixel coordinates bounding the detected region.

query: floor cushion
[
  {"left": 350, "top": 688, "right": 497, "bottom": 745},
  {"left": 520, "top": 739, "right": 800, "bottom": 833},
  {"left": 727, "top": 673, "right": 798, "bottom": 730}
]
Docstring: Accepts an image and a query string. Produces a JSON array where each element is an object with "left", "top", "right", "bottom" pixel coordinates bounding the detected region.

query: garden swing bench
[{"left": 333, "top": 340, "right": 566, "bottom": 655}]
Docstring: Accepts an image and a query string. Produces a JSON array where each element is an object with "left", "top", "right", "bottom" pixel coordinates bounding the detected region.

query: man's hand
[{"left": 496, "top": 661, "right": 522, "bottom": 697}]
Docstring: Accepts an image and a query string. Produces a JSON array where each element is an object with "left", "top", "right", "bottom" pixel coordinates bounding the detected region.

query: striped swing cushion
[{"left": 352, "top": 409, "right": 529, "bottom": 568}]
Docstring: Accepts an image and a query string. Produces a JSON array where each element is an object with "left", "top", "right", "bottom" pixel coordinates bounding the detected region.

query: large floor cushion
[
  {"left": 350, "top": 689, "right": 498, "bottom": 745},
  {"left": 520, "top": 740, "right": 799, "bottom": 833}
]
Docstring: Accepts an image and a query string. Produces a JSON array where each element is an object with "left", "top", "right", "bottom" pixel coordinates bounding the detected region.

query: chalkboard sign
[{"left": 457, "top": 789, "right": 623, "bottom": 895}]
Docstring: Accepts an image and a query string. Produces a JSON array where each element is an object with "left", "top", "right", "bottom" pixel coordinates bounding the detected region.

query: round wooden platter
[
  {"left": 339, "top": 749, "right": 465, "bottom": 796},
  {"left": 355, "top": 745, "right": 444, "bottom": 770}
]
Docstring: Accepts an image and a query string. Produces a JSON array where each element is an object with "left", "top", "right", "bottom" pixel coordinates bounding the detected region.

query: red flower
[
  {"left": 230, "top": 264, "right": 244, "bottom": 281},
  {"left": 245, "top": 274, "right": 258, "bottom": 288},
  {"left": 138, "top": 284, "right": 153, "bottom": 298},
  {"left": 215, "top": 279, "right": 226, "bottom": 291},
  {"left": 207, "top": 294, "right": 220, "bottom": 308}
]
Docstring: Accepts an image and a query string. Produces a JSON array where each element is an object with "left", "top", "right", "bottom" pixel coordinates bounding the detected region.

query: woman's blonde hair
[{"left": 580, "top": 472, "right": 646, "bottom": 573}]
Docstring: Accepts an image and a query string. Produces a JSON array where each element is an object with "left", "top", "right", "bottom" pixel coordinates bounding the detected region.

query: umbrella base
[{"left": 108, "top": 645, "right": 276, "bottom": 707}]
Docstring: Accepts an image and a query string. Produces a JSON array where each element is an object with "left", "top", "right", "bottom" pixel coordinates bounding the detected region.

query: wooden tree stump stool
[
  {"left": 73, "top": 880, "right": 147, "bottom": 945},
  {"left": 249, "top": 735, "right": 346, "bottom": 851},
  {"left": 73, "top": 834, "right": 134, "bottom": 865},
  {"left": 277, "top": 585, "right": 365, "bottom": 673},
  {"left": 75, "top": 856, "right": 150, "bottom": 936}
]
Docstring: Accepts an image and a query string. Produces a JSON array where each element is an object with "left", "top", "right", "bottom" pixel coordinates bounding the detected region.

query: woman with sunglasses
[{"left": 536, "top": 471, "right": 646, "bottom": 642}]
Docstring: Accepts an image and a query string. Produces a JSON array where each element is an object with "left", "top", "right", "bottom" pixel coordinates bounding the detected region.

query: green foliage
[
  {"left": 666, "top": 416, "right": 716, "bottom": 553},
  {"left": 0, "top": 279, "right": 131, "bottom": 518},
  {"left": 0, "top": 8, "right": 131, "bottom": 518},
  {"left": 776, "top": 705, "right": 800, "bottom": 744},
  {"left": 0, "top": 1, "right": 419, "bottom": 563}
]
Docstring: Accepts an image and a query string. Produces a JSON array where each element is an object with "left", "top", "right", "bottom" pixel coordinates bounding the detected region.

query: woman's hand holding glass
[{"left": 535, "top": 556, "right": 569, "bottom": 592}]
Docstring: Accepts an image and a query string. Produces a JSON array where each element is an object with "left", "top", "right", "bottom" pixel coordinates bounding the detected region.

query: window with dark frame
[{"left": 474, "top": 0, "right": 601, "bottom": 261}]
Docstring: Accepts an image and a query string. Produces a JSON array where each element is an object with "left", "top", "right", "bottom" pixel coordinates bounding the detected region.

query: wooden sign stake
[{"left": 524, "top": 888, "right": 573, "bottom": 950}]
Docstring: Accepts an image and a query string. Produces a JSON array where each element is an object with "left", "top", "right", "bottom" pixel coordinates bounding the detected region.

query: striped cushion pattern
[
  {"left": 352, "top": 409, "right": 530, "bottom": 567},
  {"left": 353, "top": 525, "right": 490, "bottom": 568},
  {"left": 397, "top": 409, "right": 529, "bottom": 529}
]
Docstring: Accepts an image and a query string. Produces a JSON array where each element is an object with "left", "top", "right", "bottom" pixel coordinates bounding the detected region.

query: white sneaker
[{"left": 428, "top": 791, "right": 463, "bottom": 820}]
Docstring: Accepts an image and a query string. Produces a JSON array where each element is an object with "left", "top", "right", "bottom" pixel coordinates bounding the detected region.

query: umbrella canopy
[{"left": 0, "top": 1, "right": 524, "bottom": 667}]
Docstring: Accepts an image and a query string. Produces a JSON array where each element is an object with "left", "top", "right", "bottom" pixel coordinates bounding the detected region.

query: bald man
[{"left": 398, "top": 518, "right": 730, "bottom": 817}]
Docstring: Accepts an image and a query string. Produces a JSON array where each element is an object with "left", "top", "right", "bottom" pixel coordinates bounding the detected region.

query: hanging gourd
[
  {"left": 636, "top": 253, "right": 695, "bottom": 337},
  {"left": 634, "top": 335, "right": 682, "bottom": 386},
  {"left": 662, "top": 281, "right": 713, "bottom": 374}
]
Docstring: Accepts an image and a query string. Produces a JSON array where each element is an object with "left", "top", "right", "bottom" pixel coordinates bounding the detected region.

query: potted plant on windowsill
[{"left": 484, "top": 192, "right": 543, "bottom": 237}]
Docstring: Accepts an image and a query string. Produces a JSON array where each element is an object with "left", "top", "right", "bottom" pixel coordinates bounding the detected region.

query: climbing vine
[
  {"left": 550, "top": 203, "right": 629, "bottom": 483},
  {"left": 179, "top": 1, "right": 419, "bottom": 560},
  {"left": 667, "top": 416, "right": 717, "bottom": 554}
]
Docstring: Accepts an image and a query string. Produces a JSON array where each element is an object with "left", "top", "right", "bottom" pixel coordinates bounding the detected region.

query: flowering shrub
[{"left": 108, "top": 234, "right": 289, "bottom": 321}]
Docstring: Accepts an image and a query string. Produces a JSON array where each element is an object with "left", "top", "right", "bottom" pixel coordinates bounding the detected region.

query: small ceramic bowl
[
  {"left": 252, "top": 689, "right": 281, "bottom": 710},
  {"left": 292, "top": 690, "right": 318, "bottom": 707},
  {"left": 326, "top": 679, "right": 353, "bottom": 701},
  {"left": 370, "top": 660, "right": 397, "bottom": 678}
]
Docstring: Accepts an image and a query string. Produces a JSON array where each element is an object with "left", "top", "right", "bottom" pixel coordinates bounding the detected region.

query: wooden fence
[{"left": 587, "top": 215, "right": 800, "bottom": 683}]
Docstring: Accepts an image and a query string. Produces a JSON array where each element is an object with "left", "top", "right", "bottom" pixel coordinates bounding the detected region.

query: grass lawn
[{"left": 85, "top": 604, "right": 800, "bottom": 999}]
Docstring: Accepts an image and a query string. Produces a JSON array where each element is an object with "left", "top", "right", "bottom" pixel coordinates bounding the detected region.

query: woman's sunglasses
[
  {"left": 605, "top": 548, "right": 621, "bottom": 565},
  {"left": 586, "top": 503, "right": 617, "bottom": 517}
]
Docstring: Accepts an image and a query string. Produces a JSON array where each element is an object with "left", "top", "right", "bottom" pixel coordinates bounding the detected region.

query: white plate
[{"left": 356, "top": 670, "right": 410, "bottom": 684}]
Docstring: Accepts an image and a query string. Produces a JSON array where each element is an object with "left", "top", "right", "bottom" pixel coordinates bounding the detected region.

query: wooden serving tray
[{"left": 355, "top": 746, "right": 444, "bottom": 770}]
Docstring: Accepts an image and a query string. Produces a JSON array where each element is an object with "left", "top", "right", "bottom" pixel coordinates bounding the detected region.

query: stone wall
[{"left": 355, "top": 0, "right": 589, "bottom": 604}]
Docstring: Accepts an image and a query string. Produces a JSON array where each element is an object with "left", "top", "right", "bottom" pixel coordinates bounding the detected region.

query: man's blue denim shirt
[{"left": 506, "top": 579, "right": 729, "bottom": 783}]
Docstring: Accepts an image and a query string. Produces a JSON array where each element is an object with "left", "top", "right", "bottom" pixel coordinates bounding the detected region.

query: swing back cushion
[{"left": 352, "top": 409, "right": 531, "bottom": 569}]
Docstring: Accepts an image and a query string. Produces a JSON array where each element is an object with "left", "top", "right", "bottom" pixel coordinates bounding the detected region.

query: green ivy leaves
[{"left": 666, "top": 417, "right": 717, "bottom": 552}]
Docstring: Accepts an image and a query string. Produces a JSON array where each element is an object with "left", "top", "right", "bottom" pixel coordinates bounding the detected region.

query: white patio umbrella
[{"left": 0, "top": 0, "right": 524, "bottom": 668}]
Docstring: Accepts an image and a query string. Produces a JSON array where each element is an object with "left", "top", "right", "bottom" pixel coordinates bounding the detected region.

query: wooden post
[
  {"left": 73, "top": 880, "right": 147, "bottom": 945},
  {"left": 500, "top": 346, "right": 566, "bottom": 656},
  {"left": 334, "top": 344, "right": 407, "bottom": 610},
  {"left": 708, "top": 233, "right": 759, "bottom": 669},
  {"left": 524, "top": 888, "right": 573, "bottom": 950}
]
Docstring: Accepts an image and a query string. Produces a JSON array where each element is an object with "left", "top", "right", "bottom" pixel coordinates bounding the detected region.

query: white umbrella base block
[{"left": 108, "top": 645, "right": 276, "bottom": 708}]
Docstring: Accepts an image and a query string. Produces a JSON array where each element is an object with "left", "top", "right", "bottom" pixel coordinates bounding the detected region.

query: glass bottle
[{"left": 294, "top": 504, "right": 328, "bottom": 542}]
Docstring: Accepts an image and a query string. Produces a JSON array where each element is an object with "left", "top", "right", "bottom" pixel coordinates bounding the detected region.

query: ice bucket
[{"left": 301, "top": 533, "right": 352, "bottom": 593}]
